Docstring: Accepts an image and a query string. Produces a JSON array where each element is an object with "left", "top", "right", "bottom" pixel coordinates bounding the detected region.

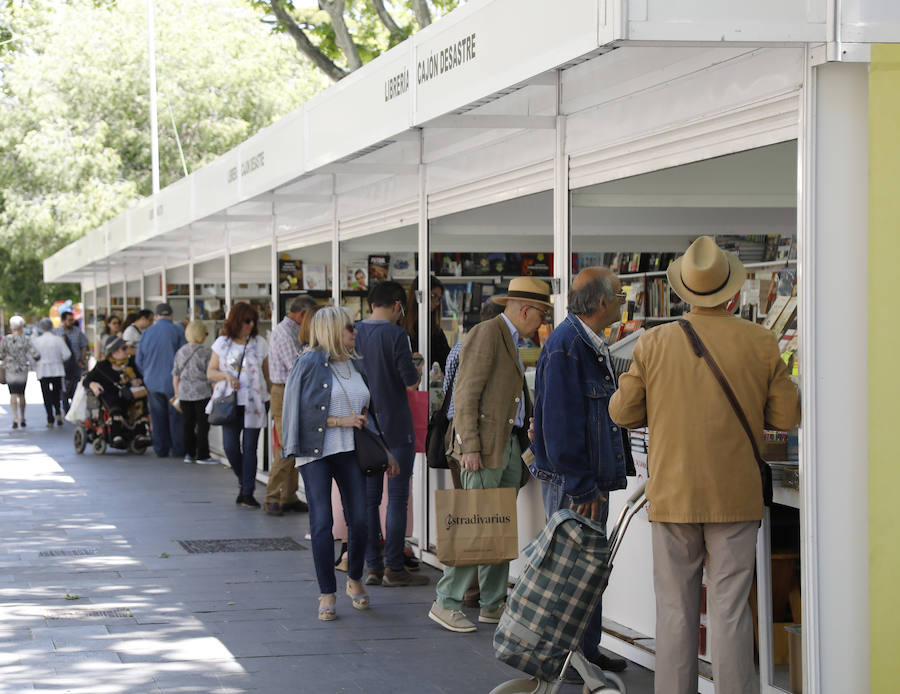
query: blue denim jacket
[
  {"left": 280, "top": 348, "right": 381, "bottom": 459},
  {"left": 529, "top": 313, "right": 628, "bottom": 503}
]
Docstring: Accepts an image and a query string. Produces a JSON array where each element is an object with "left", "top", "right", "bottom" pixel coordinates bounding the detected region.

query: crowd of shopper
[{"left": 0, "top": 238, "right": 802, "bottom": 693}]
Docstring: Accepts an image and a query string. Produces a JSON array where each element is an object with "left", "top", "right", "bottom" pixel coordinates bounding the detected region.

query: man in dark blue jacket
[
  {"left": 354, "top": 282, "right": 426, "bottom": 587},
  {"left": 529, "top": 266, "right": 630, "bottom": 674},
  {"left": 136, "top": 303, "right": 186, "bottom": 458}
]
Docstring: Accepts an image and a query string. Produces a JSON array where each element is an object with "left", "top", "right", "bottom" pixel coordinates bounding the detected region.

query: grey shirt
[{"left": 172, "top": 344, "right": 212, "bottom": 401}]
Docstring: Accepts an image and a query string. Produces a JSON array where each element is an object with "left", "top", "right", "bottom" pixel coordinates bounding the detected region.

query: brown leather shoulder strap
[{"left": 678, "top": 319, "right": 772, "bottom": 505}]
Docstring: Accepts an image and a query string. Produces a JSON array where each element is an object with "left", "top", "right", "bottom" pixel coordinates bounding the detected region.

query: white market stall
[{"left": 45, "top": 2, "right": 900, "bottom": 692}]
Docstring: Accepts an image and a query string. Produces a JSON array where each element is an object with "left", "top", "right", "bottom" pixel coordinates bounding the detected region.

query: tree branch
[
  {"left": 371, "top": 0, "right": 405, "bottom": 42},
  {"left": 411, "top": 0, "right": 432, "bottom": 28},
  {"left": 270, "top": 0, "right": 348, "bottom": 82},
  {"left": 318, "top": 0, "right": 362, "bottom": 72}
]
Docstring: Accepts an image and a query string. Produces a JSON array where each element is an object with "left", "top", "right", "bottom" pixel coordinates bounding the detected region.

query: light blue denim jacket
[
  {"left": 281, "top": 348, "right": 381, "bottom": 459},
  {"left": 528, "top": 313, "right": 628, "bottom": 503}
]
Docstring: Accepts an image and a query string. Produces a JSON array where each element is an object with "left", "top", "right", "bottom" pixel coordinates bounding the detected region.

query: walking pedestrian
[
  {"left": 172, "top": 321, "right": 214, "bottom": 464},
  {"left": 0, "top": 316, "right": 40, "bottom": 428},
  {"left": 428, "top": 277, "right": 547, "bottom": 633},
  {"left": 263, "top": 295, "right": 318, "bottom": 515},
  {"left": 136, "top": 303, "right": 186, "bottom": 457},
  {"left": 609, "top": 236, "right": 801, "bottom": 694},
  {"left": 355, "top": 281, "right": 427, "bottom": 587},
  {"left": 206, "top": 302, "right": 270, "bottom": 508},
  {"left": 54, "top": 311, "right": 89, "bottom": 413},
  {"left": 33, "top": 318, "right": 71, "bottom": 427},
  {"left": 281, "top": 307, "right": 398, "bottom": 621}
]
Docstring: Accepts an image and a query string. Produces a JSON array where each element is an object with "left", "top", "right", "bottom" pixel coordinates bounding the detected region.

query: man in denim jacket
[{"left": 529, "top": 266, "right": 630, "bottom": 674}]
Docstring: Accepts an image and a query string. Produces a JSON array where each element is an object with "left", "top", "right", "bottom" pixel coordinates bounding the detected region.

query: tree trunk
[
  {"left": 372, "top": 0, "right": 406, "bottom": 42},
  {"left": 318, "top": 0, "right": 362, "bottom": 72},
  {"left": 270, "top": 0, "right": 347, "bottom": 82},
  {"left": 412, "top": 0, "right": 432, "bottom": 28}
]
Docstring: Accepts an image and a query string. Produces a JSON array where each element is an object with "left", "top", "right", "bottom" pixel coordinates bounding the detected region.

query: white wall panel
[
  {"left": 841, "top": 0, "right": 900, "bottom": 42},
  {"left": 413, "top": 0, "right": 598, "bottom": 123},
  {"left": 567, "top": 48, "right": 803, "bottom": 189},
  {"left": 625, "top": 0, "right": 827, "bottom": 42},
  {"left": 193, "top": 151, "right": 240, "bottom": 221},
  {"left": 239, "top": 109, "right": 305, "bottom": 201}
]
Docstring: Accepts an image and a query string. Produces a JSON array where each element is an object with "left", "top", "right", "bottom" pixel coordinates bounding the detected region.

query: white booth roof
[{"left": 43, "top": 0, "right": 899, "bottom": 284}]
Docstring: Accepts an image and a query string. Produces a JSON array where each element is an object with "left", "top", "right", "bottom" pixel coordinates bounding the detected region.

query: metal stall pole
[
  {"left": 331, "top": 174, "right": 340, "bottom": 307},
  {"left": 415, "top": 128, "right": 429, "bottom": 564},
  {"left": 553, "top": 69, "right": 570, "bottom": 325}
]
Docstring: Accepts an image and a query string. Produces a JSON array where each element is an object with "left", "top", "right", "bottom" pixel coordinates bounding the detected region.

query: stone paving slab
[{"left": 0, "top": 393, "right": 655, "bottom": 693}]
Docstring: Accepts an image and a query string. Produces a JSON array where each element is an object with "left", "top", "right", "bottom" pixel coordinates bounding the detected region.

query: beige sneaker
[
  {"left": 428, "top": 602, "right": 476, "bottom": 633},
  {"left": 478, "top": 603, "right": 505, "bottom": 624},
  {"left": 382, "top": 567, "right": 429, "bottom": 587}
]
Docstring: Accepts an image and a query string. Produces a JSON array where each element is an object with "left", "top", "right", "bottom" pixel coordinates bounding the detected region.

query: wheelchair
[{"left": 73, "top": 389, "right": 151, "bottom": 456}]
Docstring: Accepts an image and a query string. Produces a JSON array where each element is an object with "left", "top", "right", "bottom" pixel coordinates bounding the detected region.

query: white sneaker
[
  {"left": 428, "top": 602, "right": 476, "bottom": 633},
  {"left": 195, "top": 457, "right": 220, "bottom": 465}
]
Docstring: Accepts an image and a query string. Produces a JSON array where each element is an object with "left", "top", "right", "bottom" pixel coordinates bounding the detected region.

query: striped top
[{"left": 295, "top": 360, "right": 370, "bottom": 467}]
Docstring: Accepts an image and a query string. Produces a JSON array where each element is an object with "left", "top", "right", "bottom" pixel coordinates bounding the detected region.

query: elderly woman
[
  {"left": 33, "top": 318, "right": 71, "bottom": 427},
  {"left": 282, "top": 307, "right": 398, "bottom": 621},
  {"left": 206, "top": 302, "right": 270, "bottom": 509},
  {"left": 83, "top": 337, "right": 150, "bottom": 447},
  {"left": 172, "top": 320, "right": 215, "bottom": 464},
  {"left": 0, "top": 316, "right": 40, "bottom": 428}
]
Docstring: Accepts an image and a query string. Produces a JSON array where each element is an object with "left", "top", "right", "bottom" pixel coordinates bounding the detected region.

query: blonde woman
[
  {"left": 172, "top": 321, "right": 214, "bottom": 464},
  {"left": 281, "top": 307, "right": 397, "bottom": 621}
]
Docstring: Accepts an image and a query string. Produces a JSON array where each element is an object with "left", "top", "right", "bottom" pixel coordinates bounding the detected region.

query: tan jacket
[
  {"left": 608, "top": 308, "right": 800, "bottom": 522},
  {"left": 449, "top": 315, "right": 533, "bottom": 470}
]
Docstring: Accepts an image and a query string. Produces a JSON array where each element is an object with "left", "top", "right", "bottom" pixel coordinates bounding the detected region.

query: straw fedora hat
[
  {"left": 494, "top": 277, "right": 553, "bottom": 309},
  {"left": 667, "top": 236, "right": 747, "bottom": 308}
]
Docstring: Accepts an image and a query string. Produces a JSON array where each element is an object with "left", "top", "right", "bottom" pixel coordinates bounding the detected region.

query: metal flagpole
[{"left": 147, "top": 0, "right": 160, "bottom": 199}]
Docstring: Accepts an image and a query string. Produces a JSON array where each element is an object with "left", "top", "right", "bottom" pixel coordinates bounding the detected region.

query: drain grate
[
  {"left": 46, "top": 607, "right": 134, "bottom": 620},
  {"left": 39, "top": 548, "right": 98, "bottom": 557},
  {"left": 177, "top": 537, "right": 306, "bottom": 554}
]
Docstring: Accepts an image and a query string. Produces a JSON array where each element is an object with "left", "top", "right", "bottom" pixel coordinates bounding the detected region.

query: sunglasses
[{"left": 614, "top": 291, "right": 628, "bottom": 302}]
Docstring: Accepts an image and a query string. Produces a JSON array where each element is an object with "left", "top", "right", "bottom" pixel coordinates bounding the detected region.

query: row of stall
[{"left": 45, "top": 1, "right": 900, "bottom": 692}]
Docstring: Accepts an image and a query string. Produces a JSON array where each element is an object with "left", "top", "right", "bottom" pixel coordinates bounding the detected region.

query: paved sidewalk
[{"left": 0, "top": 387, "right": 653, "bottom": 693}]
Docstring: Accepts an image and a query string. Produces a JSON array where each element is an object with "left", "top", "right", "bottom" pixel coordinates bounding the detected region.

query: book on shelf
[
  {"left": 303, "top": 264, "right": 327, "bottom": 291},
  {"left": 761, "top": 295, "right": 790, "bottom": 331},
  {"left": 278, "top": 258, "right": 303, "bottom": 292},
  {"left": 521, "top": 252, "right": 552, "bottom": 276},
  {"left": 770, "top": 296, "right": 797, "bottom": 340},
  {"left": 368, "top": 255, "right": 390, "bottom": 285},
  {"left": 389, "top": 252, "right": 416, "bottom": 281},
  {"left": 342, "top": 256, "right": 369, "bottom": 292}
]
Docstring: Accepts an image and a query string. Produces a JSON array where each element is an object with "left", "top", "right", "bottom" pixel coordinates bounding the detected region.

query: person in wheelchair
[{"left": 83, "top": 337, "right": 151, "bottom": 448}]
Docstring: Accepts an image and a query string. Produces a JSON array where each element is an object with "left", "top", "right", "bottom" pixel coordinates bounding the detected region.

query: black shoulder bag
[
  {"left": 330, "top": 362, "right": 393, "bottom": 476},
  {"left": 678, "top": 320, "right": 773, "bottom": 506},
  {"left": 425, "top": 377, "right": 453, "bottom": 469}
]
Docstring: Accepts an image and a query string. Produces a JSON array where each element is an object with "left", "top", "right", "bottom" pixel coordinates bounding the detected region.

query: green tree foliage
[
  {"left": 249, "top": 1, "right": 459, "bottom": 82},
  {"left": 0, "top": 0, "right": 328, "bottom": 316}
]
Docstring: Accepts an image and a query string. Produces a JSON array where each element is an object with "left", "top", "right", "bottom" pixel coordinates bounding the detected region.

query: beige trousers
[
  {"left": 651, "top": 520, "right": 760, "bottom": 694},
  {"left": 264, "top": 384, "right": 300, "bottom": 506}
]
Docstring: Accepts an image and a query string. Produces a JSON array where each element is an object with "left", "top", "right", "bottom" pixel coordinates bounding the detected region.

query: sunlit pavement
[{"left": 0, "top": 378, "right": 653, "bottom": 693}]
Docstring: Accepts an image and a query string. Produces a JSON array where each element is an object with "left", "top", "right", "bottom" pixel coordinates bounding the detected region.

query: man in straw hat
[
  {"left": 610, "top": 236, "right": 800, "bottom": 694},
  {"left": 529, "top": 266, "right": 632, "bottom": 675},
  {"left": 428, "top": 277, "right": 550, "bottom": 633}
]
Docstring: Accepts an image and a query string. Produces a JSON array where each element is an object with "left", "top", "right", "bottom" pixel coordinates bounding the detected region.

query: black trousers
[
  {"left": 39, "top": 377, "right": 63, "bottom": 422},
  {"left": 181, "top": 398, "right": 210, "bottom": 459},
  {"left": 62, "top": 367, "right": 81, "bottom": 412}
]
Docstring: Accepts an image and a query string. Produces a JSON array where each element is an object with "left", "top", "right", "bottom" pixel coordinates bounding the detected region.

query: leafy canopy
[{"left": 0, "top": 0, "right": 327, "bottom": 316}]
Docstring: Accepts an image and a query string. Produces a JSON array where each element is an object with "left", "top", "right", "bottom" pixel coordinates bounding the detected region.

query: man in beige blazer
[
  {"left": 428, "top": 277, "right": 550, "bottom": 633},
  {"left": 609, "top": 236, "right": 801, "bottom": 694}
]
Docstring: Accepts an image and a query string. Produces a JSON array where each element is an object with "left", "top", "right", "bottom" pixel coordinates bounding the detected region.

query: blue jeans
[
  {"left": 148, "top": 391, "right": 184, "bottom": 458},
  {"left": 222, "top": 406, "right": 260, "bottom": 497},
  {"left": 365, "top": 442, "right": 415, "bottom": 572},
  {"left": 541, "top": 480, "right": 609, "bottom": 661},
  {"left": 299, "top": 452, "right": 368, "bottom": 594}
]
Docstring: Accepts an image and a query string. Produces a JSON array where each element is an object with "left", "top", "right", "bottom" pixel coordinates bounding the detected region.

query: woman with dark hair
[
  {"left": 298, "top": 303, "right": 323, "bottom": 349},
  {"left": 402, "top": 275, "right": 450, "bottom": 373},
  {"left": 206, "top": 302, "right": 270, "bottom": 508},
  {"left": 101, "top": 314, "right": 122, "bottom": 354},
  {"left": 122, "top": 310, "right": 153, "bottom": 348}
]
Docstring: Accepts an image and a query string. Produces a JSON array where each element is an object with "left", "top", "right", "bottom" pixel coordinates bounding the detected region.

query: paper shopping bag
[{"left": 434, "top": 487, "right": 518, "bottom": 567}]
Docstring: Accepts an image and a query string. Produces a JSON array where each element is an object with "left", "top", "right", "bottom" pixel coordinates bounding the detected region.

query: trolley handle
[{"left": 607, "top": 482, "right": 647, "bottom": 562}]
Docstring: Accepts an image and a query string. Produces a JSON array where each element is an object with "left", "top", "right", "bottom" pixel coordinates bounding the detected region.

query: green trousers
[{"left": 436, "top": 434, "right": 522, "bottom": 612}]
